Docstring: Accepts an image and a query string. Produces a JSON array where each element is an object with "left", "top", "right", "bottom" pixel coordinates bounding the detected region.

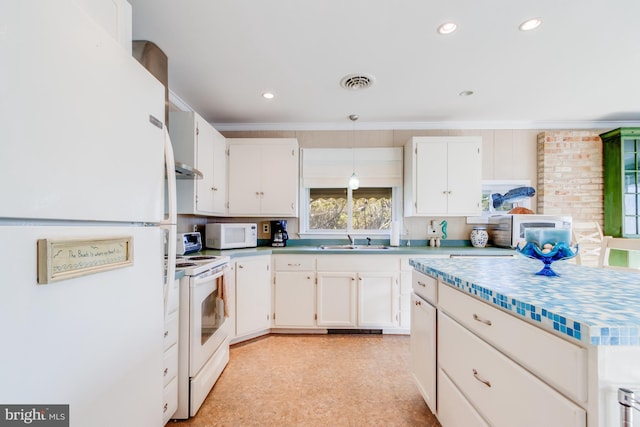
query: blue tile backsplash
[{"left": 409, "top": 257, "right": 640, "bottom": 346}]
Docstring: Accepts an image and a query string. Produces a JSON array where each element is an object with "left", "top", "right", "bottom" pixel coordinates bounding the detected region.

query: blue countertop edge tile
[{"left": 409, "top": 257, "right": 640, "bottom": 347}]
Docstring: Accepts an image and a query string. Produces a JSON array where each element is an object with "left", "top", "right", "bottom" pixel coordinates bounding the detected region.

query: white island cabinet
[
  {"left": 404, "top": 136, "right": 482, "bottom": 216},
  {"left": 410, "top": 257, "right": 640, "bottom": 427},
  {"left": 227, "top": 138, "right": 299, "bottom": 217}
]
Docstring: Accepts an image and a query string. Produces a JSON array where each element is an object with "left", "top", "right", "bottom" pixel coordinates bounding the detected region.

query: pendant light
[{"left": 348, "top": 114, "right": 359, "bottom": 190}]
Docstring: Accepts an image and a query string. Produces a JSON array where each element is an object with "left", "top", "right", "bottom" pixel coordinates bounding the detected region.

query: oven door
[{"left": 189, "top": 267, "right": 228, "bottom": 377}]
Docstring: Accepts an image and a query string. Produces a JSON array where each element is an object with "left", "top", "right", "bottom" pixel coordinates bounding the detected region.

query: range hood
[
  {"left": 175, "top": 161, "right": 203, "bottom": 179},
  {"left": 132, "top": 40, "right": 202, "bottom": 180}
]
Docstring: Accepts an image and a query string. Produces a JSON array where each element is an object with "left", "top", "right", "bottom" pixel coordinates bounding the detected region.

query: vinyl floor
[{"left": 172, "top": 334, "right": 440, "bottom": 427}]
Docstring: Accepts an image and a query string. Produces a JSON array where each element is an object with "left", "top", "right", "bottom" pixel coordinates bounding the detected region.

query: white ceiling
[{"left": 128, "top": 0, "right": 640, "bottom": 131}]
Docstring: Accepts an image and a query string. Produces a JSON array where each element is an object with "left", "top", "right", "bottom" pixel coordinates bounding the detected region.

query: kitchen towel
[{"left": 217, "top": 273, "right": 229, "bottom": 318}]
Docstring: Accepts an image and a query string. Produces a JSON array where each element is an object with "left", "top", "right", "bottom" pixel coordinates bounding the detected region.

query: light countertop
[{"left": 410, "top": 257, "right": 640, "bottom": 347}]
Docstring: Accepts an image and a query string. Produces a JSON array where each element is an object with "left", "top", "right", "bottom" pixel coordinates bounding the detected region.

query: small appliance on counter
[
  {"left": 205, "top": 223, "right": 257, "bottom": 249},
  {"left": 488, "top": 214, "right": 572, "bottom": 248},
  {"left": 270, "top": 220, "right": 289, "bottom": 247},
  {"left": 177, "top": 232, "right": 202, "bottom": 255}
]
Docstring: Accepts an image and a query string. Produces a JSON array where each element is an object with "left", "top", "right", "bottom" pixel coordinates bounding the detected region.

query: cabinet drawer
[
  {"left": 274, "top": 255, "right": 316, "bottom": 271},
  {"left": 162, "top": 376, "right": 178, "bottom": 424},
  {"left": 439, "top": 312, "right": 586, "bottom": 427},
  {"left": 316, "top": 255, "right": 398, "bottom": 272},
  {"left": 438, "top": 368, "right": 489, "bottom": 427},
  {"left": 412, "top": 270, "right": 437, "bottom": 304},
  {"left": 438, "top": 283, "right": 587, "bottom": 403},
  {"left": 162, "top": 343, "right": 178, "bottom": 387},
  {"left": 163, "top": 311, "right": 178, "bottom": 350}
]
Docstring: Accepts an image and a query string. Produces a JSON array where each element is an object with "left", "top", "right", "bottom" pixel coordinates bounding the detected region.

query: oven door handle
[{"left": 190, "top": 266, "right": 227, "bottom": 287}]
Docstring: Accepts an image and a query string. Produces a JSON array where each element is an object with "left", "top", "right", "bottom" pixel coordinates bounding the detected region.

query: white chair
[
  {"left": 572, "top": 222, "right": 604, "bottom": 267},
  {"left": 597, "top": 236, "right": 640, "bottom": 271}
]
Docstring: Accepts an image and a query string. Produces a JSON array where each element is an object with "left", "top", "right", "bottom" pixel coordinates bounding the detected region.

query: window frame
[{"left": 300, "top": 185, "right": 402, "bottom": 238}]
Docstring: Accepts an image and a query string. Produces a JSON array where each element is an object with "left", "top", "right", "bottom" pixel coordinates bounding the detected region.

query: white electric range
[{"left": 173, "top": 251, "right": 231, "bottom": 419}]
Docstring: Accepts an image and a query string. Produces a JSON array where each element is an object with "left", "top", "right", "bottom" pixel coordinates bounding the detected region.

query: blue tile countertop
[{"left": 409, "top": 257, "right": 640, "bottom": 347}]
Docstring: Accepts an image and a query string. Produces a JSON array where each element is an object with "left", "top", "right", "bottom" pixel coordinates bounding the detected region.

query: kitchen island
[{"left": 409, "top": 257, "right": 640, "bottom": 427}]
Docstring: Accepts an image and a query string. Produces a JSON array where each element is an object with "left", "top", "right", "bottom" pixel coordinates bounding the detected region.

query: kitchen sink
[{"left": 319, "top": 244, "right": 390, "bottom": 250}]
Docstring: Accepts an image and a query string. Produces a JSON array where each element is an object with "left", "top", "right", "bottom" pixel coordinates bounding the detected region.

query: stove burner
[
  {"left": 176, "top": 262, "right": 197, "bottom": 268},
  {"left": 187, "top": 256, "right": 219, "bottom": 261}
]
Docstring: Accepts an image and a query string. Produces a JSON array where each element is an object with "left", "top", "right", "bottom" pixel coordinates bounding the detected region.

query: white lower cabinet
[
  {"left": 273, "top": 271, "right": 316, "bottom": 327},
  {"left": 317, "top": 272, "right": 357, "bottom": 327},
  {"left": 357, "top": 272, "right": 398, "bottom": 327},
  {"left": 410, "top": 293, "right": 436, "bottom": 413},
  {"left": 270, "top": 254, "right": 404, "bottom": 331},
  {"left": 235, "top": 255, "right": 271, "bottom": 338},
  {"left": 438, "top": 310, "right": 586, "bottom": 427}
]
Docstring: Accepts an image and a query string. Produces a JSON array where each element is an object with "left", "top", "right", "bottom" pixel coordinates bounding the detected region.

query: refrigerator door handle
[{"left": 162, "top": 129, "right": 178, "bottom": 312}]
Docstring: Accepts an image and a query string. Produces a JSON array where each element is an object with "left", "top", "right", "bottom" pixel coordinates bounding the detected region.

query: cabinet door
[
  {"left": 317, "top": 272, "right": 357, "bottom": 327},
  {"left": 210, "top": 130, "right": 227, "bottom": 214},
  {"left": 274, "top": 271, "right": 315, "bottom": 327},
  {"left": 227, "top": 144, "right": 262, "bottom": 215},
  {"left": 447, "top": 140, "right": 482, "bottom": 215},
  {"left": 195, "top": 119, "right": 216, "bottom": 214},
  {"left": 410, "top": 294, "right": 436, "bottom": 414},
  {"left": 235, "top": 257, "right": 271, "bottom": 336},
  {"left": 358, "top": 272, "right": 398, "bottom": 328},
  {"left": 260, "top": 144, "right": 298, "bottom": 216},
  {"left": 415, "top": 141, "right": 448, "bottom": 215}
]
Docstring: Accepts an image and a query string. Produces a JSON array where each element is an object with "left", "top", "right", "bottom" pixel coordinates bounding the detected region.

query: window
[
  {"left": 301, "top": 147, "right": 402, "bottom": 236},
  {"left": 307, "top": 187, "right": 393, "bottom": 233}
]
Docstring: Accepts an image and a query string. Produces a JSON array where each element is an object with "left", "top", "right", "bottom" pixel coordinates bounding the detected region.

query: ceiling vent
[{"left": 340, "top": 74, "right": 375, "bottom": 90}]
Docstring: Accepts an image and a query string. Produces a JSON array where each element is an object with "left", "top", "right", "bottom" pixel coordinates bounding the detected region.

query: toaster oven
[{"left": 488, "top": 215, "right": 572, "bottom": 248}]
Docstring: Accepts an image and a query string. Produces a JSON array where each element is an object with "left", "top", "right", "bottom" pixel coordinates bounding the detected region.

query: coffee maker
[{"left": 270, "top": 220, "right": 289, "bottom": 247}]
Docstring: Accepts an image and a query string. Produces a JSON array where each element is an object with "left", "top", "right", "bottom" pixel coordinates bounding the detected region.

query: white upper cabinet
[
  {"left": 404, "top": 136, "right": 482, "bottom": 216},
  {"left": 169, "top": 111, "right": 227, "bottom": 216},
  {"left": 227, "top": 138, "right": 299, "bottom": 217}
]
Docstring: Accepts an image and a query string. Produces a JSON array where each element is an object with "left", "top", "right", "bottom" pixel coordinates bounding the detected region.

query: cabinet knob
[
  {"left": 163, "top": 403, "right": 168, "bottom": 412},
  {"left": 164, "top": 330, "right": 169, "bottom": 337},
  {"left": 163, "top": 368, "right": 169, "bottom": 376}
]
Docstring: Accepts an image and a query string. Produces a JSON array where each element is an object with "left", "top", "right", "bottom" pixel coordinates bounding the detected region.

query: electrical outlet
[{"left": 263, "top": 223, "right": 270, "bottom": 235}]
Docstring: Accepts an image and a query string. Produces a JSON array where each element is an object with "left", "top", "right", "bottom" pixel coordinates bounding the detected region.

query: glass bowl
[{"left": 516, "top": 241, "right": 579, "bottom": 277}]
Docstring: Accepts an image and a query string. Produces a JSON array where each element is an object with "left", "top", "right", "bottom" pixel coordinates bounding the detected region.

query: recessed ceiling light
[
  {"left": 459, "top": 90, "right": 474, "bottom": 97},
  {"left": 262, "top": 92, "right": 275, "bottom": 99},
  {"left": 519, "top": 18, "right": 542, "bottom": 31},
  {"left": 437, "top": 22, "right": 457, "bottom": 35}
]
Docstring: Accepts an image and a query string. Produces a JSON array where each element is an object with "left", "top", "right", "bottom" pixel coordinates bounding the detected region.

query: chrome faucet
[{"left": 347, "top": 234, "right": 355, "bottom": 246}]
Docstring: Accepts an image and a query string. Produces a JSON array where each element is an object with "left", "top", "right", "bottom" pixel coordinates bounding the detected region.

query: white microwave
[
  {"left": 488, "top": 215, "right": 572, "bottom": 248},
  {"left": 205, "top": 223, "right": 258, "bottom": 249}
]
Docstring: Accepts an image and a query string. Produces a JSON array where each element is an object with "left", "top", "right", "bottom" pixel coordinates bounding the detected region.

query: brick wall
[{"left": 537, "top": 131, "right": 603, "bottom": 224}]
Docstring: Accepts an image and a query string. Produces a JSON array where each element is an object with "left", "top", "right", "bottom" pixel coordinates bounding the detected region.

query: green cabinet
[{"left": 601, "top": 128, "right": 640, "bottom": 267}]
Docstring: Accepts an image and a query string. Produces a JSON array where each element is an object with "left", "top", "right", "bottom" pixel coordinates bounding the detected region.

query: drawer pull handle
[
  {"left": 163, "top": 403, "right": 168, "bottom": 412},
  {"left": 417, "top": 281, "right": 426, "bottom": 287},
  {"left": 473, "top": 313, "right": 492, "bottom": 326},
  {"left": 164, "top": 330, "right": 169, "bottom": 337},
  {"left": 163, "top": 368, "right": 169, "bottom": 376},
  {"left": 287, "top": 263, "right": 301, "bottom": 266},
  {"left": 472, "top": 369, "right": 492, "bottom": 388}
]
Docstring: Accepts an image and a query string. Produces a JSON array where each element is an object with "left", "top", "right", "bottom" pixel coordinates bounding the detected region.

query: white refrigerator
[{"left": 0, "top": 2, "right": 177, "bottom": 426}]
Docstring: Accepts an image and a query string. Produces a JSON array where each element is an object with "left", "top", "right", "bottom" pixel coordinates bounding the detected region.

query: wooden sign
[{"left": 37, "top": 237, "right": 133, "bottom": 284}]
